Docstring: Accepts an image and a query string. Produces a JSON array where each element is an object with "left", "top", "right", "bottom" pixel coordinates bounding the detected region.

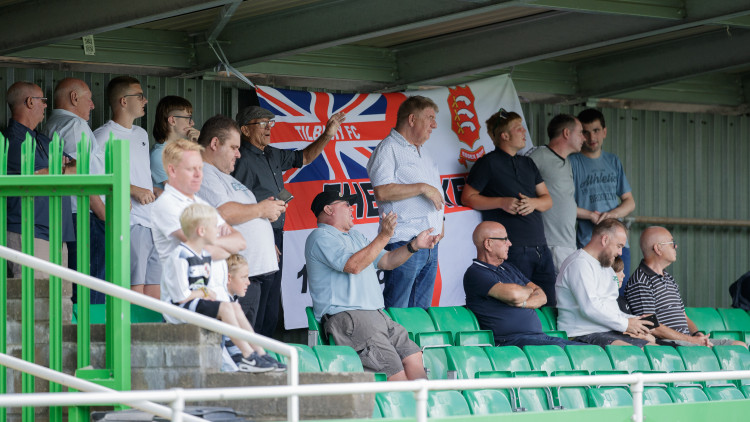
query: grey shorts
[
  {"left": 130, "top": 224, "right": 162, "bottom": 285},
  {"left": 572, "top": 331, "right": 649, "bottom": 348},
  {"left": 324, "top": 309, "right": 421, "bottom": 377},
  {"left": 660, "top": 338, "right": 741, "bottom": 347}
]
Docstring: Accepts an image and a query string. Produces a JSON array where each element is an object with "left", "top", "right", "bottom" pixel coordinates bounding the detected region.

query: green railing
[{"left": 0, "top": 131, "right": 130, "bottom": 422}]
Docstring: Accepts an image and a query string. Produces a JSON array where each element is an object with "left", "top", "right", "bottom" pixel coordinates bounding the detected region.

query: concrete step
[
  {"left": 7, "top": 277, "right": 73, "bottom": 299},
  {"left": 7, "top": 297, "right": 73, "bottom": 322}
]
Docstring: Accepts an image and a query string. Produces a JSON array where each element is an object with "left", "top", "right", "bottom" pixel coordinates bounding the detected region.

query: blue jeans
[
  {"left": 507, "top": 245, "right": 557, "bottom": 307},
  {"left": 495, "top": 332, "right": 587, "bottom": 348},
  {"left": 382, "top": 241, "right": 439, "bottom": 309},
  {"left": 69, "top": 213, "right": 107, "bottom": 304},
  {"left": 618, "top": 246, "right": 631, "bottom": 297}
]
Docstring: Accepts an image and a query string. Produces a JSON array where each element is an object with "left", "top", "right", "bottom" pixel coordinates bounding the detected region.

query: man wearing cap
[
  {"left": 232, "top": 106, "right": 345, "bottom": 337},
  {"left": 305, "top": 190, "right": 437, "bottom": 380}
]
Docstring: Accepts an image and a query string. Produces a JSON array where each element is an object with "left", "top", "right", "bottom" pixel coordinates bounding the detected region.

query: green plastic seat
[
  {"left": 536, "top": 309, "right": 553, "bottom": 331},
  {"left": 474, "top": 371, "right": 519, "bottom": 410},
  {"left": 313, "top": 345, "right": 363, "bottom": 372},
  {"left": 388, "top": 307, "right": 453, "bottom": 347},
  {"left": 427, "top": 390, "right": 471, "bottom": 417},
  {"left": 455, "top": 330, "right": 494, "bottom": 346},
  {"left": 445, "top": 346, "right": 493, "bottom": 379},
  {"left": 677, "top": 346, "right": 732, "bottom": 387},
  {"left": 428, "top": 306, "right": 493, "bottom": 345},
  {"left": 685, "top": 307, "right": 726, "bottom": 333},
  {"left": 474, "top": 370, "right": 552, "bottom": 412},
  {"left": 462, "top": 389, "right": 513, "bottom": 415},
  {"left": 552, "top": 372, "right": 590, "bottom": 410},
  {"left": 587, "top": 387, "right": 632, "bottom": 407},
  {"left": 717, "top": 308, "right": 750, "bottom": 332},
  {"left": 643, "top": 387, "right": 673, "bottom": 405},
  {"left": 423, "top": 347, "right": 450, "bottom": 380},
  {"left": 545, "top": 330, "right": 569, "bottom": 339},
  {"left": 540, "top": 306, "right": 558, "bottom": 330},
  {"left": 276, "top": 344, "right": 321, "bottom": 372},
  {"left": 305, "top": 306, "right": 335, "bottom": 346},
  {"left": 704, "top": 385, "right": 747, "bottom": 401},
  {"left": 74, "top": 303, "right": 162, "bottom": 323},
  {"left": 484, "top": 346, "right": 532, "bottom": 372},
  {"left": 713, "top": 345, "right": 750, "bottom": 387},
  {"left": 667, "top": 386, "right": 710, "bottom": 403},
  {"left": 566, "top": 345, "right": 624, "bottom": 375},
  {"left": 375, "top": 391, "right": 416, "bottom": 418},
  {"left": 644, "top": 345, "right": 686, "bottom": 372},
  {"left": 523, "top": 345, "right": 573, "bottom": 375},
  {"left": 605, "top": 345, "right": 654, "bottom": 373}
]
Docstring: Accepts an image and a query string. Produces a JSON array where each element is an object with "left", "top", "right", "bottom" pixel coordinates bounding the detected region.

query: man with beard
[{"left": 556, "top": 219, "right": 655, "bottom": 347}]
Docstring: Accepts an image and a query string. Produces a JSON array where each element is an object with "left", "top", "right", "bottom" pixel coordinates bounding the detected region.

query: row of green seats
[
  {"left": 72, "top": 303, "right": 164, "bottom": 324},
  {"left": 271, "top": 344, "right": 366, "bottom": 373}
]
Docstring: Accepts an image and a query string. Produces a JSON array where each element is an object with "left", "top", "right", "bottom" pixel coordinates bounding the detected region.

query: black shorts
[
  {"left": 572, "top": 331, "right": 649, "bottom": 348},
  {"left": 178, "top": 298, "right": 221, "bottom": 319}
]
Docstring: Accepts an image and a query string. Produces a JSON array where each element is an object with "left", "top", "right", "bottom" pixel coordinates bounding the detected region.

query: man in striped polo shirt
[{"left": 626, "top": 226, "right": 746, "bottom": 347}]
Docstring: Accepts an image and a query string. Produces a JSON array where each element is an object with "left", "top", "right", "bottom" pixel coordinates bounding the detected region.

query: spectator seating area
[{"left": 304, "top": 306, "right": 750, "bottom": 416}]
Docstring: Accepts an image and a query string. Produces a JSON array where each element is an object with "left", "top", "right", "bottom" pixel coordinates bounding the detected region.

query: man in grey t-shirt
[
  {"left": 196, "top": 115, "right": 287, "bottom": 330},
  {"left": 529, "top": 114, "right": 584, "bottom": 271}
]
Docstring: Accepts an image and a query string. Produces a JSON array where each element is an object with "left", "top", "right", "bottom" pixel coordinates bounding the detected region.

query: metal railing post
[
  {"left": 171, "top": 389, "right": 185, "bottom": 422},
  {"left": 415, "top": 379, "right": 428, "bottom": 422},
  {"left": 631, "top": 377, "right": 644, "bottom": 422},
  {"left": 0, "top": 132, "right": 7, "bottom": 422},
  {"left": 75, "top": 132, "right": 92, "bottom": 370},
  {"left": 20, "top": 132, "right": 36, "bottom": 422},
  {"left": 47, "top": 133, "right": 64, "bottom": 422}
]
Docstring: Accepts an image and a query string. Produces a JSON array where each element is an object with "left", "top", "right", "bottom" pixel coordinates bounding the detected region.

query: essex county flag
[{"left": 255, "top": 74, "right": 529, "bottom": 329}]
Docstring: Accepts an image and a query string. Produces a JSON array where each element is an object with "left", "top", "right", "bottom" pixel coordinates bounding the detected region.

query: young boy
[
  {"left": 221, "top": 254, "right": 286, "bottom": 372},
  {"left": 163, "top": 203, "right": 279, "bottom": 372}
]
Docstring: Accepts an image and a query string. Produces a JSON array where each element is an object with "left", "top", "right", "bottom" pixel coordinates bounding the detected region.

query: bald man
[
  {"left": 626, "top": 226, "right": 746, "bottom": 347},
  {"left": 4, "top": 81, "right": 75, "bottom": 278},
  {"left": 463, "top": 221, "right": 585, "bottom": 348},
  {"left": 46, "top": 78, "right": 105, "bottom": 302}
]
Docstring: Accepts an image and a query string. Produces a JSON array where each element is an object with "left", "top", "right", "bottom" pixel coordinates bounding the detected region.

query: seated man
[
  {"left": 464, "top": 221, "right": 585, "bottom": 348},
  {"left": 626, "top": 226, "right": 747, "bottom": 348},
  {"left": 305, "top": 190, "right": 439, "bottom": 381},
  {"left": 556, "top": 219, "right": 655, "bottom": 347}
]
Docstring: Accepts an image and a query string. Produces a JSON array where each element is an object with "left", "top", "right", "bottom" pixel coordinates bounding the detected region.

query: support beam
[
  {"left": 194, "top": 0, "right": 522, "bottom": 69},
  {"left": 523, "top": 0, "right": 685, "bottom": 19},
  {"left": 577, "top": 28, "right": 750, "bottom": 98},
  {"left": 0, "top": 0, "right": 235, "bottom": 55},
  {"left": 392, "top": 1, "right": 750, "bottom": 87}
]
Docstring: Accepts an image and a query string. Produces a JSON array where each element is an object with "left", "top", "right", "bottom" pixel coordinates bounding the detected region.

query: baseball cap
[
  {"left": 311, "top": 191, "right": 357, "bottom": 216},
  {"left": 236, "top": 106, "right": 275, "bottom": 125}
]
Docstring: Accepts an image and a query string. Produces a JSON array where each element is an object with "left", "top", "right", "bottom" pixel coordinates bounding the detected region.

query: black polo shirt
[
  {"left": 466, "top": 149, "right": 547, "bottom": 246},
  {"left": 626, "top": 261, "right": 689, "bottom": 334},
  {"left": 231, "top": 141, "right": 304, "bottom": 230}
]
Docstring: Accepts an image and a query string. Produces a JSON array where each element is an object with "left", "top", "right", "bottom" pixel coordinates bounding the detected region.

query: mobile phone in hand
[
  {"left": 640, "top": 314, "right": 660, "bottom": 328},
  {"left": 277, "top": 188, "right": 294, "bottom": 203}
]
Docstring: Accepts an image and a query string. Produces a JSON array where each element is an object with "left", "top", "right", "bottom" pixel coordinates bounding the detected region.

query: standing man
[
  {"left": 4, "top": 81, "right": 75, "bottom": 278},
  {"left": 94, "top": 76, "right": 160, "bottom": 298},
  {"left": 461, "top": 109, "right": 556, "bottom": 306},
  {"left": 46, "top": 78, "right": 106, "bottom": 303},
  {"left": 529, "top": 114, "right": 584, "bottom": 272},
  {"left": 196, "top": 115, "right": 286, "bottom": 329},
  {"left": 367, "top": 95, "right": 445, "bottom": 309},
  {"left": 571, "top": 108, "right": 635, "bottom": 294},
  {"left": 232, "top": 106, "right": 345, "bottom": 337}
]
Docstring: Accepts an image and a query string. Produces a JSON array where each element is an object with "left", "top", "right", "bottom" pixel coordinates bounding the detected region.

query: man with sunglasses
[
  {"left": 4, "top": 81, "right": 75, "bottom": 278},
  {"left": 626, "top": 226, "right": 747, "bottom": 347},
  {"left": 232, "top": 105, "right": 345, "bottom": 337}
]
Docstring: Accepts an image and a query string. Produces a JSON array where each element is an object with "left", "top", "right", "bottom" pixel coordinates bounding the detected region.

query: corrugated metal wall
[{"left": 522, "top": 103, "right": 750, "bottom": 308}]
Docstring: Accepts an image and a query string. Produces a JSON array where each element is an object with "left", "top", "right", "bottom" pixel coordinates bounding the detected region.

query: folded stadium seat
[
  {"left": 536, "top": 309, "right": 553, "bottom": 331},
  {"left": 544, "top": 331, "right": 569, "bottom": 339},
  {"left": 423, "top": 347, "right": 451, "bottom": 380},
  {"left": 540, "top": 306, "right": 559, "bottom": 331},
  {"left": 462, "top": 389, "right": 513, "bottom": 415},
  {"left": 480, "top": 347, "right": 557, "bottom": 411},
  {"left": 474, "top": 371, "right": 520, "bottom": 411},
  {"left": 704, "top": 385, "right": 747, "bottom": 401},
  {"left": 643, "top": 387, "right": 673, "bottom": 405},
  {"left": 427, "top": 306, "right": 494, "bottom": 346},
  {"left": 375, "top": 391, "right": 416, "bottom": 418},
  {"left": 275, "top": 344, "right": 321, "bottom": 372},
  {"left": 644, "top": 345, "right": 687, "bottom": 372},
  {"left": 305, "top": 307, "right": 335, "bottom": 346},
  {"left": 586, "top": 387, "right": 633, "bottom": 408},
  {"left": 455, "top": 331, "right": 495, "bottom": 347},
  {"left": 313, "top": 345, "right": 363, "bottom": 372},
  {"left": 677, "top": 346, "right": 734, "bottom": 388},
  {"left": 717, "top": 308, "right": 750, "bottom": 341},
  {"left": 426, "top": 390, "right": 472, "bottom": 417},
  {"left": 605, "top": 345, "right": 662, "bottom": 373},
  {"left": 523, "top": 345, "right": 573, "bottom": 375},
  {"left": 445, "top": 346, "right": 494, "bottom": 379},
  {"left": 387, "top": 307, "right": 453, "bottom": 348},
  {"left": 667, "top": 386, "right": 710, "bottom": 403},
  {"left": 474, "top": 371, "right": 552, "bottom": 412},
  {"left": 685, "top": 307, "right": 742, "bottom": 340},
  {"left": 566, "top": 345, "right": 628, "bottom": 376},
  {"left": 712, "top": 345, "right": 750, "bottom": 394},
  {"left": 484, "top": 346, "right": 534, "bottom": 373}
]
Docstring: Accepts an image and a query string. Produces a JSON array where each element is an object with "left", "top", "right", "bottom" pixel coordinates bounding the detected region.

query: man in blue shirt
[
  {"left": 305, "top": 190, "right": 438, "bottom": 380},
  {"left": 571, "top": 109, "right": 635, "bottom": 294},
  {"left": 464, "top": 221, "right": 584, "bottom": 348}
]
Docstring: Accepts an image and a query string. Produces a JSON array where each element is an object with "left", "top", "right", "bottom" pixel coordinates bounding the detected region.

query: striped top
[{"left": 625, "top": 261, "right": 689, "bottom": 334}]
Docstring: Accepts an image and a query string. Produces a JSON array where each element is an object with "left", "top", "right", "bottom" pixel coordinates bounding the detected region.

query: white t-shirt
[
  {"left": 198, "top": 162, "right": 278, "bottom": 277},
  {"left": 555, "top": 248, "right": 634, "bottom": 336},
  {"left": 94, "top": 120, "right": 153, "bottom": 227}
]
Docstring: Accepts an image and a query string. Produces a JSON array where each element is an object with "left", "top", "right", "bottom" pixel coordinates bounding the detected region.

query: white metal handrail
[
  {"left": 0, "top": 245, "right": 299, "bottom": 421},
  {"left": 0, "top": 370, "right": 747, "bottom": 422}
]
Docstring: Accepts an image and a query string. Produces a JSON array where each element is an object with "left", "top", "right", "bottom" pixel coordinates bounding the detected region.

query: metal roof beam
[
  {"left": 0, "top": 0, "right": 235, "bottom": 55},
  {"left": 393, "top": 0, "right": 750, "bottom": 87},
  {"left": 577, "top": 28, "right": 750, "bottom": 98}
]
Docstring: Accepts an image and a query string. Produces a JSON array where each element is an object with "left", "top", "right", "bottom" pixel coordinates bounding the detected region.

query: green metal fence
[{"left": 0, "top": 131, "right": 130, "bottom": 422}]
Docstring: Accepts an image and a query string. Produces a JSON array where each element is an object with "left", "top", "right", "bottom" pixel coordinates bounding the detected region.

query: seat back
[
  {"left": 276, "top": 344, "right": 321, "bottom": 372},
  {"left": 388, "top": 307, "right": 437, "bottom": 335},
  {"left": 643, "top": 387, "right": 673, "bottom": 405},
  {"left": 484, "top": 346, "right": 532, "bottom": 372},
  {"left": 540, "top": 307, "right": 558, "bottom": 330},
  {"left": 462, "top": 389, "right": 513, "bottom": 415},
  {"left": 305, "top": 306, "right": 333, "bottom": 346},
  {"left": 375, "top": 391, "right": 416, "bottom": 418},
  {"left": 423, "top": 347, "right": 450, "bottom": 380},
  {"left": 545, "top": 330, "right": 569, "bottom": 339},
  {"left": 717, "top": 308, "right": 750, "bottom": 331},
  {"left": 536, "top": 309, "right": 553, "bottom": 331},
  {"left": 705, "top": 386, "right": 747, "bottom": 401},
  {"left": 644, "top": 345, "right": 686, "bottom": 372},
  {"left": 605, "top": 345, "right": 652, "bottom": 372},
  {"left": 587, "top": 387, "right": 632, "bottom": 407},
  {"left": 667, "top": 386, "right": 710, "bottom": 403},
  {"left": 427, "top": 390, "right": 471, "bottom": 417},
  {"left": 713, "top": 345, "right": 750, "bottom": 372},
  {"left": 445, "top": 346, "right": 493, "bottom": 379},
  {"left": 313, "top": 345, "right": 363, "bottom": 372},
  {"left": 566, "top": 345, "right": 614, "bottom": 373},
  {"left": 685, "top": 307, "right": 726, "bottom": 332},
  {"left": 428, "top": 306, "right": 479, "bottom": 338},
  {"left": 524, "top": 345, "right": 573, "bottom": 374}
]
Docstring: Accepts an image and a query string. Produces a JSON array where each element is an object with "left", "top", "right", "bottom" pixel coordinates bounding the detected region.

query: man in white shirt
[{"left": 556, "top": 218, "right": 655, "bottom": 347}]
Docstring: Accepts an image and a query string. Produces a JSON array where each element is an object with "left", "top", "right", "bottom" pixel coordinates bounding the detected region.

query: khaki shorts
[{"left": 324, "top": 309, "right": 421, "bottom": 377}]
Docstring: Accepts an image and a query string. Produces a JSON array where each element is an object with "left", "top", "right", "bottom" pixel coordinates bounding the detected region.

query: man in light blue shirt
[{"left": 305, "top": 190, "right": 437, "bottom": 380}]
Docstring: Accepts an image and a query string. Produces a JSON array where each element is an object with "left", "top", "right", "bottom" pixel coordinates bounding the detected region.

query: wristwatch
[{"left": 406, "top": 238, "right": 418, "bottom": 254}]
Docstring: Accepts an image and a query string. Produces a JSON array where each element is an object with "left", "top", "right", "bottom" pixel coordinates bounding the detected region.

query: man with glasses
[
  {"left": 462, "top": 109, "right": 557, "bottom": 306},
  {"left": 626, "top": 226, "right": 747, "bottom": 347},
  {"left": 232, "top": 105, "right": 345, "bottom": 337},
  {"left": 464, "top": 221, "right": 585, "bottom": 348},
  {"left": 4, "top": 81, "right": 75, "bottom": 278},
  {"left": 94, "top": 76, "right": 161, "bottom": 299}
]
